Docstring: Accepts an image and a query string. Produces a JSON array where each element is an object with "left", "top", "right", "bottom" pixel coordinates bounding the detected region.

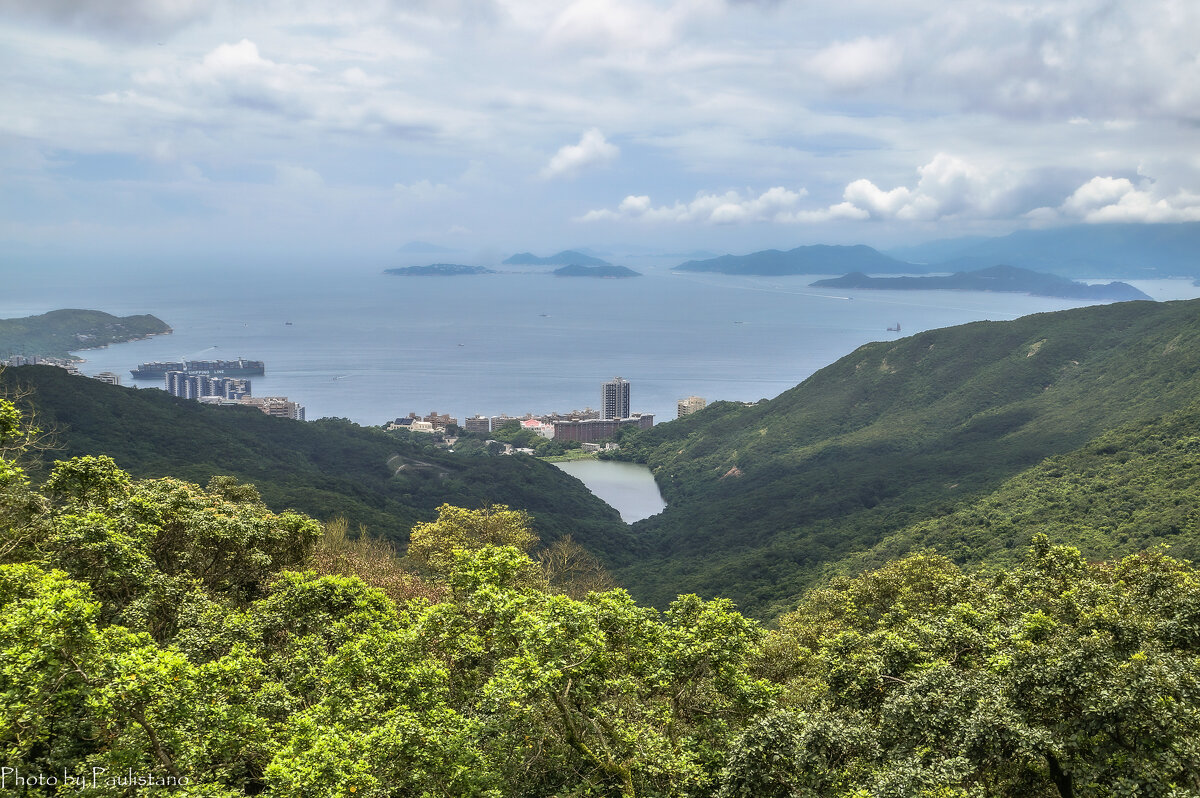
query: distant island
[
  {"left": 384, "top": 264, "right": 495, "bottom": 276},
  {"left": 810, "top": 265, "right": 1153, "bottom": 301},
  {"left": 552, "top": 264, "right": 640, "bottom": 278},
  {"left": 503, "top": 250, "right": 612, "bottom": 267},
  {"left": 676, "top": 244, "right": 914, "bottom": 275},
  {"left": 0, "top": 309, "right": 172, "bottom": 360}
]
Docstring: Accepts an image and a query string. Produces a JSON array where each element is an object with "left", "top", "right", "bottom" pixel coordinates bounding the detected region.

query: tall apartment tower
[{"left": 601, "top": 376, "right": 631, "bottom": 420}]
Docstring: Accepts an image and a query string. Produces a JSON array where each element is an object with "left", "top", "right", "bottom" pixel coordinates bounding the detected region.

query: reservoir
[{"left": 553, "top": 460, "right": 667, "bottom": 523}]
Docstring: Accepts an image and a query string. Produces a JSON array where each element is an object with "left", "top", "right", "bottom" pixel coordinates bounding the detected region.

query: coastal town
[{"left": 1, "top": 355, "right": 707, "bottom": 446}]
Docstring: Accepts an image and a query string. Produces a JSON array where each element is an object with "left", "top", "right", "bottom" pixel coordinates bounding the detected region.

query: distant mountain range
[
  {"left": 886, "top": 222, "right": 1200, "bottom": 279},
  {"left": 503, "top": 250, "right": 613, "bottom": 267},
  {"left": 673, "top": 223, "right": 1200, "bottom": 280},
  {"left": 676, "top": 244, "right": 912, "bottom": 275},
  {"left": 552, "top": 264, "right": 640, "bottom": 278},
  {"left": 811, "top": 265, "right": 1152, "bottom": 301}
]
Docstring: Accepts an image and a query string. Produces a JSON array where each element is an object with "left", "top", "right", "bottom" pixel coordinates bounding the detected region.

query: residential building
[
  {"left": 602, "top": 377, "right": 630, "bottom": 420},
  {"left": 552, "top": 413, "right": 654, "bottom": 443},
  {"left": 463, "top": 414, "right": 491, "bottom": 433},
  {"left": 165, "top": 372, "right": 251, "bottom": 400},
  {"left": 677, "top": 396, "right": 706, "bottom": 418},
  {"left": 238, "top": 396, "right": 305, "bottom": 421},
  {"left": 94, "top": 372, "right": 121, "bottom": 386}
]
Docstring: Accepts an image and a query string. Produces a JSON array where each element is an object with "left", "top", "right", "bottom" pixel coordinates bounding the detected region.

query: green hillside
[
  {"left": 848, "top": 404, "right": 1200, "bottom": 572},
  {"left": 0, "top": 308, "right": 171, "bottom": 359},
  {"left": 612, "top": 298, "right": 1200, "bottom": 615},
  {"left": 0, "top": 366, "right": 633, "bottom": 563}
]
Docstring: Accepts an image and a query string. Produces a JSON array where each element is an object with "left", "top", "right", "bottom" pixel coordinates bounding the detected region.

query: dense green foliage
[
  {"left": 0, "top": 366, "right": 633, "bottom": 564},
  {"left": 747, "top": 545, "right": 1200, "bottom": 796},
  {"left": 0, "top": 309, "right": 171, "bottom": 360},
  {"left": 614, "top": 298, "right": 1200, "bottom": 616},
  {"left": 3, "top": 383, "right": 1197, "bottom": 797},
  {"left": 848, "top": 404, "right": 1200, "bottom": 574},
  {"left": 810, "top": 265, "right": 1150, "bottom": 301},
  {"left": 453, "top": 420, "right": 582, "bottom": 458}
]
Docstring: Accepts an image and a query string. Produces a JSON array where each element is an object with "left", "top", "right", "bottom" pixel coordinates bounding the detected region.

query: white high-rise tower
[{"left": 601, "top": 376, "right": 630, "bottom": 420}]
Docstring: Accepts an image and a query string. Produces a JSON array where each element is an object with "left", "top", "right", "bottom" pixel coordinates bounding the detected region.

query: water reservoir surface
[{"left": 553, "top": 459, "right": 667, "bottom": 523}]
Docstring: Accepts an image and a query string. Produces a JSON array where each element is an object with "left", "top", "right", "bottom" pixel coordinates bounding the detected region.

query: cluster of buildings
[
  {"left": 391, "top": 377, "right": 666, "bottom": 445},
  {"left": 390, "top": 378, "right": 708, "bottom": 446},
  {"left": 2, "top": 354, "right": 81, "bottom": 374},
  {"left": 163, "top": 371, "right": 305, "bottom": 421},
  {"left": 2, "top": 355, "right": 127, "bottom": 388},
  {"left": 166, "top": 372, "right": 251, "bottom": 400}
]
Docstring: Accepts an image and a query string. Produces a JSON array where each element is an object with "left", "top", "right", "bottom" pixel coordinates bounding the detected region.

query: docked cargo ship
[{"left": 130, "top": 358, "right": 265, "bottom": 380}]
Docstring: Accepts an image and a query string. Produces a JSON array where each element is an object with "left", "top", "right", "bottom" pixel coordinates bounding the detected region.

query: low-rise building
[
  {"left": 463, "top": 414, "right": 491, "bottom": 433},
  {"left": 238, "top": 396, "right": 305, "bottom": 421},
  {"left": 552, "top": 413, "right": 654, "bottom": 443}
]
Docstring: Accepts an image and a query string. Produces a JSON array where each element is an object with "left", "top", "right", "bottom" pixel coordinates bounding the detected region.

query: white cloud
[
  {"left": 579, "top": 185, "right": 806, "bottom": 224},
  {"left": 579, "top": 155, "right": 1040, "bottom": 226},
  {"left": 188, "top": 39, "right": 318, "bottom": 109},
  {"left": 825, "top": 154, "right": 1022, "bottom": 221},
  {"left": 540, "top": 129, "right": 619, "bottom": 179},
  {"left": 808, "top": 36, "right": 902, "bottom": 91},
  {"left": 543, "top": 0, "right": 720, "bottom": 53},
  {"left": 275, "top": 163, "right": 324, "bottom": 190},
  {"left": 1033, "top": 174, "right": 1200, "bottom": 223}
]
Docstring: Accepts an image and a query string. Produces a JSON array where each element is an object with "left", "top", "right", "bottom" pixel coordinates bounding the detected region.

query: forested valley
[{"left": 3, "top": 297, "right": 1200, "bottom": 795}]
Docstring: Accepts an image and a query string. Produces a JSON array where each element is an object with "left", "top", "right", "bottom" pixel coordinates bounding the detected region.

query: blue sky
[{"left": 2, "top": 0, "right": 1199, "bottom": 263}]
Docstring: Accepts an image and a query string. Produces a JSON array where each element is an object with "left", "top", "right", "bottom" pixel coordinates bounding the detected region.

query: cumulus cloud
[
  {"left": 540, "top": 129, "right": 619, "bottom": 179},
  {"left": 829, "top": 154, "right": 1020, "bottom": 221},
  {"left": 189, "top": 40, "right": 318, "bottom": 112},
  {"left": 579, "top": 185, "right": 807, "bottom": 224},
  {"left": 543, "top": 0, "right": 704, "bottom": 53},
  {"left": 1032, "top": 174, "right": 1200, "bottom": 223},
  {"left": 581, "top": 155, "right": 1025, "bottom": 226}
]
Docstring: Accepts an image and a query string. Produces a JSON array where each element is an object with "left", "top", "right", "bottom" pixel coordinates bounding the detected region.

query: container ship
[{"left": 130, "top": 358, "right": 265, "bottom": 380}]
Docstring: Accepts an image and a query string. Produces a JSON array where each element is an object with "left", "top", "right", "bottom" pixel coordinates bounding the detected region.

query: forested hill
[
  {"left": 0, "top": 366, "right": 633, "bottom": 563},
  {"left": 612, "top": 297, "right": 1200, "bottom": 616},
  {"left": 0, "top": 308, "right": 171, "bottom": 359}
]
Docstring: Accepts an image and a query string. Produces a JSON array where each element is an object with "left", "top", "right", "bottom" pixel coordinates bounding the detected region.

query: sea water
[{"left": 3, "top": 258, "right": 1197, "bottom": 425}]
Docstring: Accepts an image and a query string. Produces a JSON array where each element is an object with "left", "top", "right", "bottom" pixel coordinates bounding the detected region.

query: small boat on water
[{"left": 887, "top": 322, "right": 901, "bottom": 332}]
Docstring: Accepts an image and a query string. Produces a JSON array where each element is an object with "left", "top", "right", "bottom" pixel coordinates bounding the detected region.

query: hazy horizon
[{"left": 3, "top": 0, "right": 1199, "bottom": 267}]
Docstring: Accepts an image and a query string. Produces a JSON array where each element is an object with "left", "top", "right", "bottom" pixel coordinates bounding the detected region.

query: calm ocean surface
[{"left": 4, "top": 258, "right": 1198, "bottom": 425}]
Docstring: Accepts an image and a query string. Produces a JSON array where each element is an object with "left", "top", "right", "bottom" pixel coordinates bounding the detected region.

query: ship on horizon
[{"left": 130, "top": 358, "right": 265, "bottom": 380}]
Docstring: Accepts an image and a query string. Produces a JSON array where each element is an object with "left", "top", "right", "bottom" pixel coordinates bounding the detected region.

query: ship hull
[{"left": 130, "top": 360, "right": 265, "bottom": 379}]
